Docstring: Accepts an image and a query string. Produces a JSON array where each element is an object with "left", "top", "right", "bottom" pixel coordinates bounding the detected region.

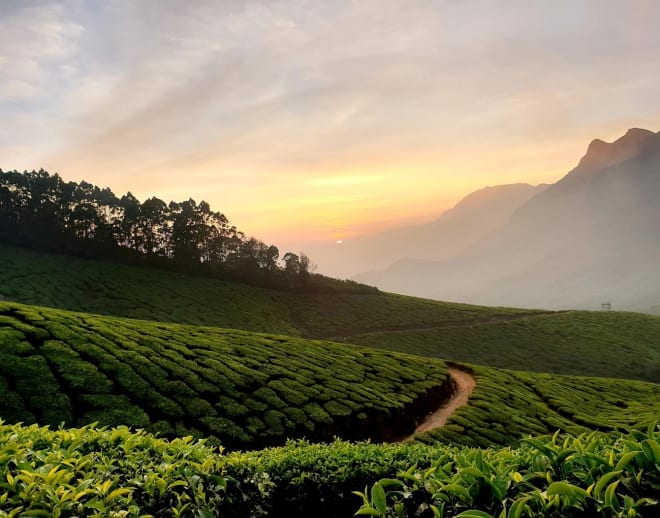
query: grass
[{"left": 0, "top": 301, "right": 449, "bottom": 450}]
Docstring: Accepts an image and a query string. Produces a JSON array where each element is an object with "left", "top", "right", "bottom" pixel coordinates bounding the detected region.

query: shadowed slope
[{"left": 0, "top": 301, "right": 450, "bottom": 450}]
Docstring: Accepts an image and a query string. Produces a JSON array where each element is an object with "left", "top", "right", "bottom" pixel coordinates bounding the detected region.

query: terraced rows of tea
[
  {"left": 3, "top": 245, "right": 660, "bottom": 384},
  {"left": 419, "top": 364, "right": 660, "bottom": 448},
  {"left": 0, "top": 301, "right": 658, "bottom": 453},
  {"left": 339, "top": 312, "right": 660, "bottom": 383},
  {"left": 0, "top": 302, "right": 449, "bottom": 450},
  {"left": 0, "top": 244, "right": 543, "bottom": 337}
]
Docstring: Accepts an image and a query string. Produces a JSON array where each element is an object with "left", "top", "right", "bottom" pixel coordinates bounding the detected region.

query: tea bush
[
  {"left": 356, "top": 425, "right": 660, "bottom": 517},
  {"left": 0, "top": 302, "right": 448, "bottom": 449},
  {"left": 1, "top": 421, "right": 656, "bottom": 517},
  {"left": 418, "top": 365, "right": 660, "bottom": 448}
]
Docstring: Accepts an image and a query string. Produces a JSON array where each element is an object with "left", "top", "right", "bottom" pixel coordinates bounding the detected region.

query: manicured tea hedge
[
  {"left": 342, "top": 312, "right": 660, "bottom": 382},
  {"left": 0, "top": 302, "right": 449, "bottom": 449},
  {"left": 417, "top": 365, "right": 660, "bottom": 448},
  {"left": 1, "top": 301, "right": 658, "bottom": 451},
  {"left": 0, "top": 421, "right": 657, "bottom": 517},
  {"left": 356, "top": 424, "right": 660, "bottom": 517}
]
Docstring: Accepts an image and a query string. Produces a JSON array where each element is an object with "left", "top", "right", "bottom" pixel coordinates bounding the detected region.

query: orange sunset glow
[{"left": 3, "top": 1, "right": 660, "bottom": 250}]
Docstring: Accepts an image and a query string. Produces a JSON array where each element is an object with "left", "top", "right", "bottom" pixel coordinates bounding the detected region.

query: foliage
[
  {"left": 0, "top": 421, "right": 656, "bottom": 518},
  {"left": 0, "top": 301, "right": 448, "bottom": 449},
  {"left": 355, "top": 425, "right": 660, "bottom": 517},
  {"left": 0, "top": 169, "right": 376, "bottom": 293},
  {"left": 416, "top": 365, "right": 660, "bottom": 449},
  {"left": 0, "top": 421, "right": 228, "bottom": 518},
  {"left": 335, "top": 312, "right": 660, "bottom": 383}
]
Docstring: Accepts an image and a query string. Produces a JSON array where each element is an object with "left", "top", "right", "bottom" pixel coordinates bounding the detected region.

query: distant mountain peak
[
  {"left": 451, "top": 183, "right": 544, "bottom": 208},
  {"left": 577, "top": 127, "right": 659, "bottom": 171},
  {"left": 434, "top": 183, "right": 547, "bottom": 224},
  {"left": 623, "top": 127, "right": 655, "bottom": 139}
]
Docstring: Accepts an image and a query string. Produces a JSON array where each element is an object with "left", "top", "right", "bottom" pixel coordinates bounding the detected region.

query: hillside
[
  {"left": 333, "top": 311, "right": 660, "bottom": 383},
  {"left": 0, "top": 244, "right": 542, "bottom": 337},
  {"left": 357, "top": 128, "right": 660, "bottom": 312},
  {"left": 0, "top": 301, "right": 658, "bottom": 453},
  {"left": 416, "top": 363, "right": 660, "bottom": 448},
  {"left": 0, "top": 169, "right": 347, "bottom": 294},
  {"left": 2, "top": 244, "right": 660, "bottom": 384},
  {"left": 0, "top": 249, "right": 658, "bottom": 517},
  {"left": 0, "top": 301, "right": 451, "bottom": 450}
]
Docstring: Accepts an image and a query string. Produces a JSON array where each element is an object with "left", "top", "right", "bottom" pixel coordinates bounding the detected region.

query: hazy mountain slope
[
  {"left": 359, "top": 128, "right": 660, "bottom": 311},
  {"left": 307, "top": 183, "right": 547, "bottom": 279}
]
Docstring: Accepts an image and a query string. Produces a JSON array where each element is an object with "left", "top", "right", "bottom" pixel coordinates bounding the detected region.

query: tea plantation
[
  {"left": 1, "top": 245, "right": 659, "bottom": 516},
  {"left": 2, "top": 245, "right": 660, "bottom": 384},
  {"left": 0, "top": 302, "right": 450, "bottom": 450},
  {"left": 340, "top": 311, "right": 660, "bottom": 383},
  {"left": 417, "top": 364, "right": 660, "bottom": 448},
  {"left": 0, "top": 244, "right": 544, "bottom": 336},
  {"left": 0, "top": 301, "right": 658, "bottom": 454},
  {"left": 0, "top": 421, "right": 657, "bottom": 517}
]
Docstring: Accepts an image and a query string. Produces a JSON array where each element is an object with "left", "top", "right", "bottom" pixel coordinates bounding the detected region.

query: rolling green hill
[
  {"left": 2, "top": 244, "right": 659, "bottom": 383},
  {"left": 0, "top": 301, "right": 450, "bottom": 450},
  {"left": 0, "top": 301, "right": 658, "bottom": 453},
  {"left": 0, "top": 244, "right": 538, "bottom": 336},
  {"left": 1, "top": 244, "right": 659, "bottom": 517},
  {"left": 337, "top": 311, "right": 660, "bottom": 383}
]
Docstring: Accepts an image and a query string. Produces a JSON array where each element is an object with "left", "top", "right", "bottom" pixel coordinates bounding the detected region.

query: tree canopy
[{"left": 0, "top": 169, "right": 376, "bottom": 294}]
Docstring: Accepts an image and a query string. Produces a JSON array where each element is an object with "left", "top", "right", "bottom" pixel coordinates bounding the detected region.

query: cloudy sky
[{"left": 2, "top": 0, "right": 660, "bottom": 249}]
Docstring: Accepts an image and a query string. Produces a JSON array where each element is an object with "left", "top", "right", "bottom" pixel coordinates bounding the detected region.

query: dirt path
[{"left": 403, "top": 367, "right": 476, "bottom": 441}]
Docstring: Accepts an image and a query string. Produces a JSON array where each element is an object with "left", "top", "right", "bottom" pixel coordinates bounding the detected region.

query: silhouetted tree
[{"left": 0, "top": 169, "right": 379, "bottom": 294}]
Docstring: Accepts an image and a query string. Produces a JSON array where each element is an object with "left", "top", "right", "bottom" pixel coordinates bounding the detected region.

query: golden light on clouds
[
  {"left": 306, "top": 174, "right": 391, "bottom": 188},
  {"left": 2, "top": 0, "right": 660, "bottom": 249}
]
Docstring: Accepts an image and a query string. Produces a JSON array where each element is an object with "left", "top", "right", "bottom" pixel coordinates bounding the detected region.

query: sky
[{"left": 2, "top": 0, "right": 660, "bottom": 252}]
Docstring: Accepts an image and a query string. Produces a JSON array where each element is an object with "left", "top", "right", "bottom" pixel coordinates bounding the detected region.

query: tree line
[{"left": 0, "top": 169, "right": 377, "bottom": 293}]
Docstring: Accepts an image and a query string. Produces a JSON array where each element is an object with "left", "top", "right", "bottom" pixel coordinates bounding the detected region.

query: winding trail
[{"left": 403, "top": 367, "right": 476, "bottom": 441}]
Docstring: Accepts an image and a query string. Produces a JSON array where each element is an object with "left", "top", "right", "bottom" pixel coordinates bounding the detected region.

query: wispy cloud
[{"left": 2, "top": 0, "right": 660, "bottom": 242}]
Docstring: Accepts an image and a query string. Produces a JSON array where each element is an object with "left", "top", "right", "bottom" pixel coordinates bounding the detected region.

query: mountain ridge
[
  {"left": 312, "top": 182, "right": 547, "bottom": 279},
  {"left": 357, "top": 128, "right": 660, "bottom": 311},
  {"left": 577, "top": 127, "right": 659, "bottom": 171}
]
